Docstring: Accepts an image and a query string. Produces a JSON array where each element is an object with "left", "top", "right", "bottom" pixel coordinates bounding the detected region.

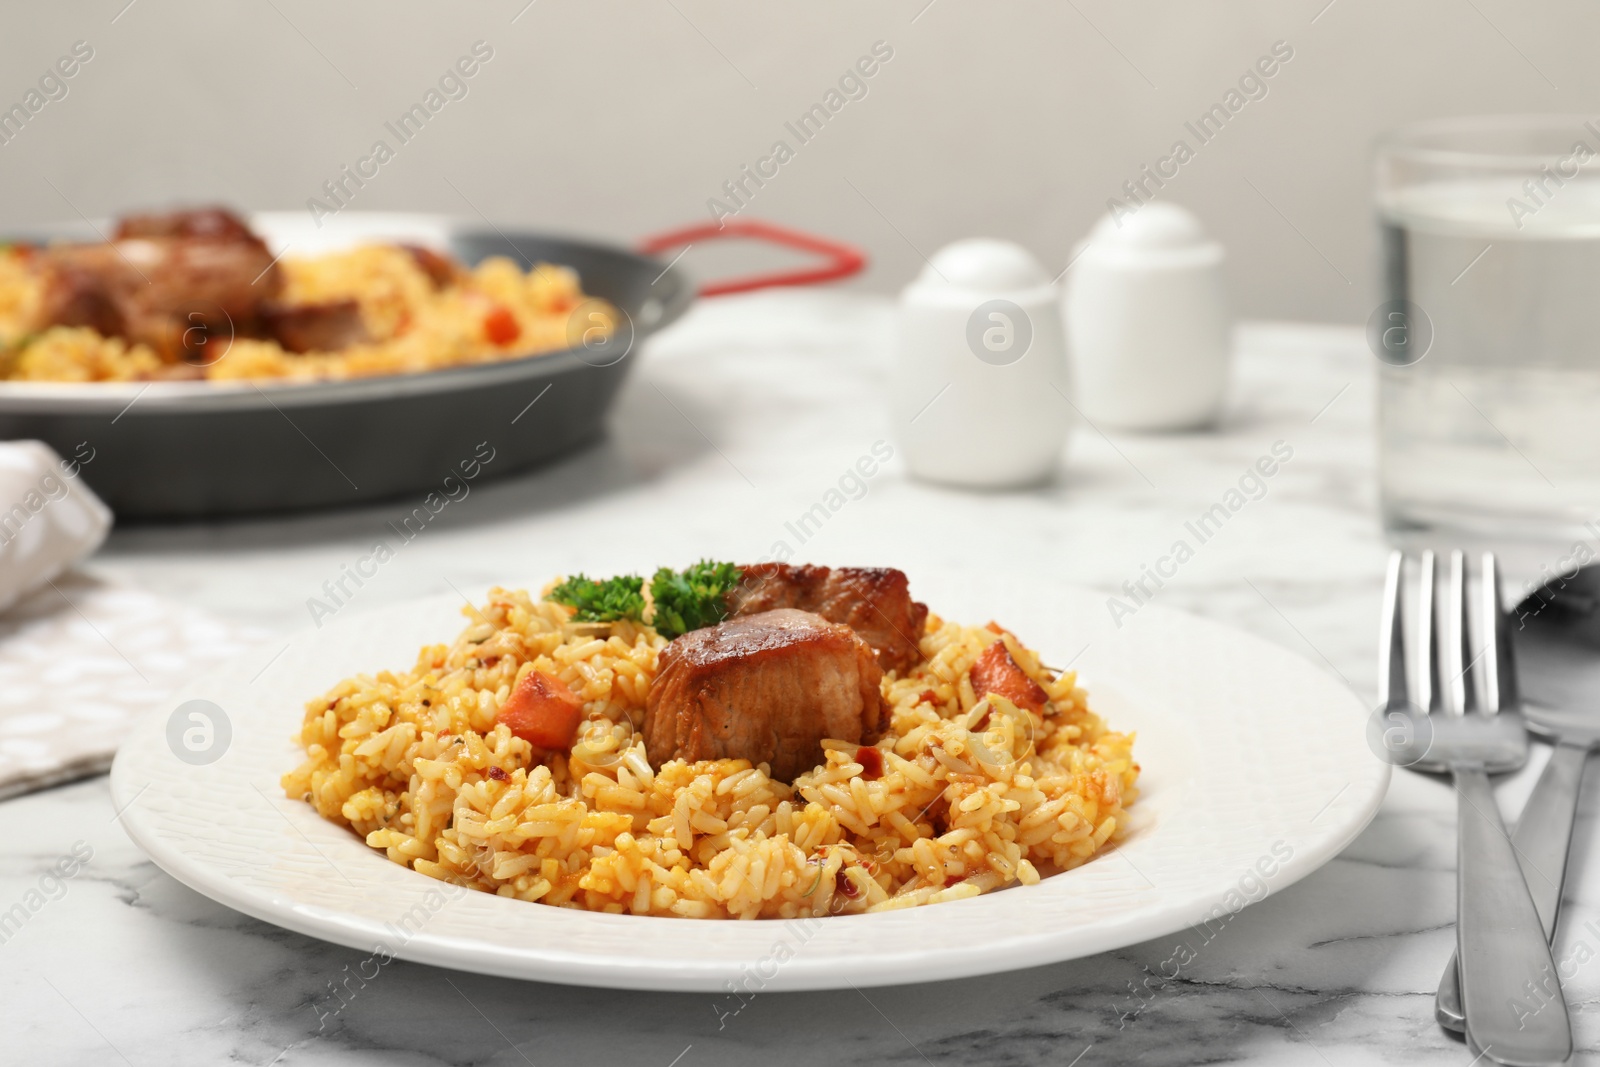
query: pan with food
[{"left": 0, "top": 210, "right": 863, "bottom": 519}]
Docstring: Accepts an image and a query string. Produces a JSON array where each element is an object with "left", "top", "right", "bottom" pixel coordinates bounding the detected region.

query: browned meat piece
[
  {"left": 400, "top": 244, "right": 464, "bottom": 289},
  {"left": 729, "top": 564, "right": 929, "bottom": 675},
  {"left": 969, "top": 639, "right": 1048, "bottom": 713},
  {"left": 644, "top": 608, "right": 885, "bottom": 782},
  {"left": 120, "top": 238, "right": 278, "bottom": 355},
  {"left": 263, "top": 299, "right": 370, "bottom": 353},
  {"left": 35, "top": 250, "right": 126, "bottom": 338},
  {"left": 35, "top": 210, "right": 284, "bottom": 362},
  {"left": 113, "top": 207, "right": 260, "bottom": 243}
]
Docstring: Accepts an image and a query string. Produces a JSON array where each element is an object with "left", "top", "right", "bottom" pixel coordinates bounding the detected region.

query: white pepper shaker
[
  {"left": 891, "top": 239, "right": 1070, "bottom": 488},
  {"left": 1064, "top": 203, "right": 1231, "bottom": 431}
]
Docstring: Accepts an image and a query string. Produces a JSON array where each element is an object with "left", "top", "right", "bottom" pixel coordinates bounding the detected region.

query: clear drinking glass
[{"left": 1375, "top": 115, "right": 1600, "bottom": 549}]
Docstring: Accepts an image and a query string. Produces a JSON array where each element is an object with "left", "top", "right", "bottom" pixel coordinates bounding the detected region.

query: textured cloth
[
  {"left": 0, "top": 439, "right": 112, "bottom": 612},
  {"left": 0, "top": 573, "right": 262, "bottom": 800}
]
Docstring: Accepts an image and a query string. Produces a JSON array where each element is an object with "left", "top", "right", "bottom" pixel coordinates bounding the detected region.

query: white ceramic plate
[{"left": 110, "top": 580, "right": 1388, "bottom": 992}]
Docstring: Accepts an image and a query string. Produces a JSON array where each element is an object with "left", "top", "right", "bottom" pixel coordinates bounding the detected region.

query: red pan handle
[{"left": 638, "top": 219, "right": 866, "bottom": 298}]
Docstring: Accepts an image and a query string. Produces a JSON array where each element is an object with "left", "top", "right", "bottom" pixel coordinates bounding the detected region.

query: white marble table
[{"left": 5, "top": 292, "right": 1594, "bottom": 1065}]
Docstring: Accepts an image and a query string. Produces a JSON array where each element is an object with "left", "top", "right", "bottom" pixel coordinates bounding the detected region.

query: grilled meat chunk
[
  {"left": 113, "top": 206, "right": 261, "bottom": 243},
  {"left": 644, "top": 608, "right": 885, "bottom": 782},
  {"left": 263, "top": 299, "right": 370, "bottom": 353},
  {"left": 35, "top": 207, "right": 282, "bottom": 362},
  {"left": 400, "top": 244, "right": 465, "bottom": 289},
  {"left": 35, "top": 249, "right": 126, "bottom": 339},
  {"left": 729, "top": 564, "right": 929, "bottom": 674}
]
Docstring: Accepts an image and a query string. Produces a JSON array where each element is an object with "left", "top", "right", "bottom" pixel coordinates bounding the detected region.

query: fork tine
[
  {"left": 1419, "top": 549, "right": 1441, "bottom": 712},
  {"left": 1379, "top": 550, "right": 1408, "bottom": 711},
  {"left": 1481, "top": 552, "right": 1516, "bottom": 713},
  {"left": 1449, "top": 550, "right": 1480, "bottom": 714}
]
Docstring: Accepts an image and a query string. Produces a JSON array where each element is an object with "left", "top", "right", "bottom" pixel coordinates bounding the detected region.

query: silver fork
[{"left": 1378, "top": 549, "right": 1571, "bottom": 1065}]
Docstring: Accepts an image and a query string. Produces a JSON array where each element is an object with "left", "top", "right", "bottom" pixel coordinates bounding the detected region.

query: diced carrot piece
[
  {"left": 496, "top": 670, "right": 584, "bottom": 750},
  {"left": 855, "top": 745, "right": 884, "bottom": 780},
  {"left": 483, "top": 305, "right": 521, "bottom": 345},
  {"left": 969, "top": 640, "right": 1048, "bottom": 713}
]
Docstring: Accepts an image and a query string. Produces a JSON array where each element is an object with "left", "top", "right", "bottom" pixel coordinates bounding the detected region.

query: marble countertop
[{"left": 5, "top": 291, "right": 1592, "bottom": 1065}]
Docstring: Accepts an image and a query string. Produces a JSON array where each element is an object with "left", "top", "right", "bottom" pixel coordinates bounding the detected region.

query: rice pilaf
[
  {"left": 0, "top": 243, "right": 610, "bottom": 382},
  {"left": 282, "top": 585, "right": 1139, "bottom": 919}
]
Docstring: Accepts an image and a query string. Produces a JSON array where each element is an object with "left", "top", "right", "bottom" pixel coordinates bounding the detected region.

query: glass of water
[{"left": 1375, "top": 114, "right": 1600, "bottom": 549}]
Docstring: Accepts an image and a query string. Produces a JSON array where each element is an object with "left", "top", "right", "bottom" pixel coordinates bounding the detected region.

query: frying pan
[{"left": 0, "top": 213, "right": 864, "bottom": 521}]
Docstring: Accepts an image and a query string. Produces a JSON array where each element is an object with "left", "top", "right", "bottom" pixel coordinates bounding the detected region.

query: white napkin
[
  {"left": 0, "top": 440, "right": 112, "bottom": 613},
  {"left": 0, "top": 573, "right": 264, "bottom": 799},
  {"left": 0, "top": 441, "right": 261, "bottom": 799}
]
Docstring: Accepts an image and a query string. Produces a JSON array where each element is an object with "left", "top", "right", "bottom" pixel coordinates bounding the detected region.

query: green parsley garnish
[
  {"left": 545, "top": 573, "right": 645, "bottom": 622},
  {"left": 649, "top": 560, "right": 743, "bottom": 639}
]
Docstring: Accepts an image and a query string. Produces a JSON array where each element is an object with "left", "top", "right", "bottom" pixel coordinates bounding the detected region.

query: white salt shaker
[
  {"left": 891, "top": 239, "right": 1070, "bottom": 488},
  {"left": 1064, "top": 203, "right": 1230, "bottom": 431}
]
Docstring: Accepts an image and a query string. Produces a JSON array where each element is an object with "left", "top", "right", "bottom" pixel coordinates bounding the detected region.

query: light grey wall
[{"left": 0, "top": 1, "right": 1593, "bottom": 322}]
